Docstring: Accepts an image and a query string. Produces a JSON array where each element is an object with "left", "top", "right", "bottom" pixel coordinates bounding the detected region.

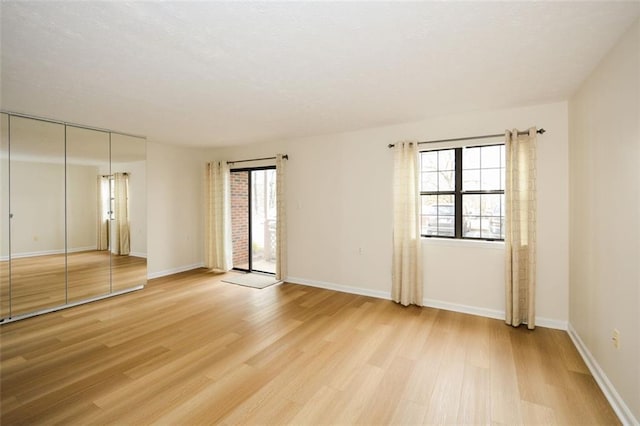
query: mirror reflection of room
[
  {"left": 0, "top": 113, "right": 147, "bottom": 321},
  {"left": 110, "top": 133, "right": 147, "bottom": 292}
]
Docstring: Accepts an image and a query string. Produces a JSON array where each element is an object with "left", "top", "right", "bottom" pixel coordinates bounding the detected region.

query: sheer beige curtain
[
  {"left": 97, "top": 176, "right": 110, "bottom": 251},
  {"left": 505, "top": 128, "right": 537, "bottom": 329},
  {"left": 205, "top": 161, "right": 233, "bottom": 272},
  {"left": 275, "top": 154, "right": 287, "bottom": 281},
  {"left": 113, "top": 172, "right": 130, "bottom": 255},
  {"left": 392, "top": 141, "right": 423, "bottom": 306}
]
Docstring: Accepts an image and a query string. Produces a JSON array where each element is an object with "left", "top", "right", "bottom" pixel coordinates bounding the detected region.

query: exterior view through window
[{"left": 420, "top": 144, "right": 505, "bottom": 240}]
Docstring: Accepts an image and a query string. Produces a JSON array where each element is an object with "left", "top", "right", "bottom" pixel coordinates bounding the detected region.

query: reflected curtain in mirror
[
  {"left": 113, "top": 172, "right": 130, "bottom": 255},
  {"left": 97, "top": 175, "right": 110, "bottom": 251}
]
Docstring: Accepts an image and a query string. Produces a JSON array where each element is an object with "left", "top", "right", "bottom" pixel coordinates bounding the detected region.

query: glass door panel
[
  {"left": 251, "top": 169, "right": 276, "bottom": 274},
  {"left": 231, "top": 170, "right": 250, "bottom": 271}
]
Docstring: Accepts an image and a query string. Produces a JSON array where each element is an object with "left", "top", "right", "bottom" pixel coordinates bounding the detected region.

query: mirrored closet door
[
  {"left": 0, "top": 112, "right": 147, "bottom": 323},
  {"left": 66, "top": 126, "right": 111, "bottom": 303}
]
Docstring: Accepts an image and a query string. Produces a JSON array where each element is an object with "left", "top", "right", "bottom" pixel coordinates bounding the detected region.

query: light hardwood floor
[
  {"left": 0, "top": 269, "right": 619, "bottom": 425},
  {"left": 0, "top": 251, "right": 147, "bottom": 318}
]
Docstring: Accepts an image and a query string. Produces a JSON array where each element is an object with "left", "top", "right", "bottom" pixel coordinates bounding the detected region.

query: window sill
[{"left": 421, "top": 237, "right": 505, "bottom": 250}]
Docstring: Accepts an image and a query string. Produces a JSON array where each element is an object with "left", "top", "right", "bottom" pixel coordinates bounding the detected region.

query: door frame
[{"left": 230, "top": 166, "right": 276, "bottom": 275}]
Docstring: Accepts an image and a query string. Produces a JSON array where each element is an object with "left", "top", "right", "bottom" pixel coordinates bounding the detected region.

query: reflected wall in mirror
[
  {"left": 9, "top": 116, "right": 66, "bottom": 315},
  {"left": 110, "top": 134, "right": 147, "bottom": 292},
  {"left": 1, "top": 114, "right": 9, "bottom": 318},
  {"left": 66, "top": 126, "right": 111, "bottom": 302}
]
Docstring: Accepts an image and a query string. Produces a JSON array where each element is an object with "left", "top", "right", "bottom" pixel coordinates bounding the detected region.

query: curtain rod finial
[{"left": 538, "top": 128, "right": 546, "bottom": 134}]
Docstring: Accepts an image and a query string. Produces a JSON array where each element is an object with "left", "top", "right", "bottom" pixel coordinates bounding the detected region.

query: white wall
[
  {"left": 67, "top": 163, "right": 99, "bottom": 251},
  {"left": 146, "top": 141, "right": 206, "bottom": 278},
  {"left": 9, "top": 160, "right": 66, "bottom": 255},
  {"left": 568, "top": 19, "right": 639, "bottom": 423},
  {"left": 208, "top": 101, "right": 570, "bottom": 327},
  {"left": 8, "top": 161, "right": 100, "bottom": 256}
]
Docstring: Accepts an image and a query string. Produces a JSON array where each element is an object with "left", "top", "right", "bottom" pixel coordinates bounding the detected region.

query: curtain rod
[
  {"left": 101, "top": 173, "right": 128, "bottom": 177},
  {"left": 387, "top": 128, "right": 545, "bottom": 148},
  {"left": 227, "top": 154, "right": 288, "bottom": 165}
]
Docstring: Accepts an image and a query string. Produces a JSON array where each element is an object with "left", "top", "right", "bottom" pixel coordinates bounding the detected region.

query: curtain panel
[
  {"left": 504, "top": 128, "right": 537, "bottom": 329},
  {"left": 275, "top": 154, "right": 287, "bottom": 281},
  {"left": 205, "top": 161, "right": 233, "bottom": 272},
  {"left": 392, "top": 141, "right": 423, "bottom": 306}
]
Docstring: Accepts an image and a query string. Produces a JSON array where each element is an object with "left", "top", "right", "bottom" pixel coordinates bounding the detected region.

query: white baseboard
[
  {"left": 11, "top": 248, "right": 65, "bottom": 258},
  {"left": 67, "top": 246, "right": 98, "bottom": 254},
  {"left": 147, "top": 263, "right": 204, "bottom": 280},
  {"left": 568, "top": 323, "right": 637, "bottom": 426},
  {"left": 422, "top": 298, "right": 504, "bottom": 320},
  {"left": 422, "top": 298, "right": 566, "bottom": 330},
  {"left": 285, "top": 277, "right": 566, "bottom": 330},
  {"left": 7, "top": 246, "right": 105, "bottom": 258},
  {"left": 535, "top": 317, "right": 568, "bottom": 330},
  {"left": 130, "top": 252, "right": 147, "bottom": 259},
  {"left": 285, "top": 276, "right": 392, "bottom": 301}
]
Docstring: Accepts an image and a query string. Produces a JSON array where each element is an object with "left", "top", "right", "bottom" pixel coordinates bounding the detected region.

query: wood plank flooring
[
  {"left": 0, "top": 269, "right": 619, "bottom": 424},
  {"left": 0, "top": 251, "right": 147, "bottom": 318}
]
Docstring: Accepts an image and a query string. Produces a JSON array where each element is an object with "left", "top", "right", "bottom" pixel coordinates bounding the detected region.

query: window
[{"left": 420, "top": 144, "right": 505, "bottom": 240}]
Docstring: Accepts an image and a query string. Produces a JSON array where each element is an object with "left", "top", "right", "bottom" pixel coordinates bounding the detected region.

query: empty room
[{"left": 1, "top": 1, "right": 639, "bottom": 424}]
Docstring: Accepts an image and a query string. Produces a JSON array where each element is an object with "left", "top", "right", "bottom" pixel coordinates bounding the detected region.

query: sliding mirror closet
[{"left": 0, "top": 112, "right": 147, "bottom": 323}]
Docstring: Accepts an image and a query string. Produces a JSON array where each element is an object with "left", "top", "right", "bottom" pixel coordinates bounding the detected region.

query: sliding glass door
[{"left": 230, "top": 167, "right": 276, "bottom": 274}]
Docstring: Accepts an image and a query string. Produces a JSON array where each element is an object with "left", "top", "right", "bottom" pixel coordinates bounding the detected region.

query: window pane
[
  {"left": 480, "top": 193, "right": 504, "bottom": 240},
  {"left": 438, "top": 150, "right": 455, "bottom": 171},
  {"left": 421, "top": 194, "right": 454, "bottom": 236},
  {"left": 482, "top": 145, "right": 501, "bottom": 168},
  {"left": 421, "top": 215, "right": 432, "bottom": 236},
  {"left": 463, "top": 194, "right": 480, "bottom": 238},
  {"left": 481, "top": 193, "right": 501, "bottom": 216},
  {"left": 500, "top": 145, "right": 505, "bottom": 168},
  {"left": 481, "top": 168, "right": 501, "bottom": 191},
  {"left": 480, "top": 217, "right": 496, "bottom": 239},
  {"left": 438, "top": 170, "right": 455, "bottom": 191},
  {"left": 437, "top": 195, "right": 454, "bottom": 236},
  {"left": 421, "top": 151, "right": 437, "bottom": 172},
  {"left": 463, "top": 194, "right": 480, "bottom": 216},
  {"left": 437, "top": 194, "right": 454, "bottom": 211},
  {"left": 463, "top": 147, "right": 480, "bottom": 169},
  {"left": 422, "top": 172, "right": 437, "bottom": 191},
  {"left": 421, "top": 195, "right": 436, "bottom": 235},
  {"left": 463, "top": 169, "right": 480, "bottom": 191}
]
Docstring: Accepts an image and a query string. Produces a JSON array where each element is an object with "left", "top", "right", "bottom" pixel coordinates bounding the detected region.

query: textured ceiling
[{"left": 2, "top": 1, "right": 639, "bottom": 147}]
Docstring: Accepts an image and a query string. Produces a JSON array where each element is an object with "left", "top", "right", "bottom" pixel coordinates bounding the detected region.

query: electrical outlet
[{"left": 612, "top": 329, "right": 620, "bottom": 349}]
